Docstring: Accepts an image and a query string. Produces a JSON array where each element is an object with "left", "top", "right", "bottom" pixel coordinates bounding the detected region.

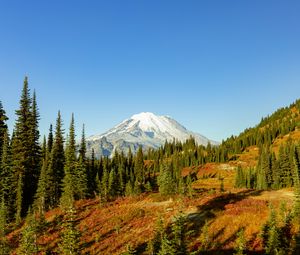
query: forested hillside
[{"left": 1, "top": 77, "right": 300, "bottom": 254}]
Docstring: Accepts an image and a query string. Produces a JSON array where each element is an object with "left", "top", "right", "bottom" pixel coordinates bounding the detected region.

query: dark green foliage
[
  {"left": 0, "top": 101, "right": 8, "bottom": 160},
  {"left": 74, "top": 125, "right": 88, "bottom": 200},
  {"left": 235, "top": 166, "right": 245, "bottom": 188},
  {"left": 34, "top": 151, "right": 50, "bottom": 215},
  {"left": 47, "top": 124, "right": 53, "bottom": 155},
  {"left": 0, "top": 199, "right": 10, "bottom": 255},
  {"left": 0, "top": 130, "right": 14, "bottom": 220},
  {"left": 278, "top": 145, "right": 293, "bottom": 188},
  {"left": 134, "top": 146, "right": 144, "bottom": 184},
  {"left": 15, "top": 173, "right": 23, "bottom": 225},
  {"left": 11, "top": 78, "right": 41, "bottom": 217},
  {"left": 60, "top": 115, "right": 76, "bottom": 211},
  {"left": 48, "top": 111, "right": 65, "bottom": 207},
  {"left": 59, "top": 207, "right": 81, "bottom": 255},
  {"left": 158, "top": 164, "right": 176, "bottom": 196}
]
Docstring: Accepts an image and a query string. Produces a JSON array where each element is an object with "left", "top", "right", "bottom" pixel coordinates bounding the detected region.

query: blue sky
[{"left": 1, "top": 1, "right": 300, "bottom": 142}]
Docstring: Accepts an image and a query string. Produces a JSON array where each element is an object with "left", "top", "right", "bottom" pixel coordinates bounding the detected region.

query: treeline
[{"left": 235, "top": 141, "right": 300, "bottom": 190}]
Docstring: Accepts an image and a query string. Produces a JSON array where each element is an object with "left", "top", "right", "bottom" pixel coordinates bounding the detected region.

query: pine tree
[
  {"left": 0, "top": 199, "right": 10, "bottom": 255},
  {"left": 158, "top": 233, "right": 175, "bottom": 255},
  {"left": 59, "top": 207, "right": 81, "bottom": 255},
  {"left": 47, "top": 124, "right": 53, "bottom": 155},
  {"left": 235, "top": 165, "right": 245, "bottom": 188},
  {"left": 0, "top": 130, "right": 14, "bottom": 220},
  {"left": 278, "top": 145, "right": 293, "bottom": 188},
  {"left": 134, "top": 146, "right": 144, "bottom": 184},
  {"left": 172, "top": 214, "right": 188, "bottom": 254},
  {"left": 41, "top": 136, "right": 46, "bottom": 160},
  {"left": 108, "top": 168, "right": 117, "bottom": 199},
  {"left": 74, "top": 125, "right": 88, "bottom": 200},
  {"left": 186, "top": 175, "right": 193, "bottom": 197},
  {"left": 17, "top": 208, "right": 39, "bottom": 255},
  {"left": 28, "top": 91, "right": 41, "bottom": 202},
  {"left": 12, "top": 77, "right": 40, "bottom": 216},
  {"left": 60, "top": 115, "right": 76, "bottom": 211},
  {"left": 0, "top": 101, "right": 8, "bottom": 160},
  {"left": 34, "top": 151, "right": 50, "bottom": 215},
  {"left": 48, "top": 111, "right": 65, "bottom": 207},
  {"left": 158, "top": 164, "right": 176, "bottom": 196},
  {"left": 100, "top": 166, "right": 109, "bottom": 202}
]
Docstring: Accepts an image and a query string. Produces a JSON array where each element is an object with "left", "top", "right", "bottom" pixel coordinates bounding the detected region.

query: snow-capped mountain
[{"left": 86, "top": 112, "right": 218, "bottom": 158}]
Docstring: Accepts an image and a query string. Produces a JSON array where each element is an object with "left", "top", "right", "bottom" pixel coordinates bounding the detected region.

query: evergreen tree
[
  {"left": 74, "top": 125, "right": 88, "bottom": 200},
  {"left": 158, "top": 164, "right": 176, "bottom": 196},
  {"left": 0, "top": 199, "right": 10, "bottom": 255},
  {"left": 134, "top": 146, "right": 144, "bottom": 184},
  {"left": 59, "top": 207, "right": 81, "bottom": 255},
  {"left": 0, "top": 130, "right": 14, "bottom": 220},
  {"left": 47, "top": 124, "right": 53, "bottom": 155},
  {"left": 41, "top": 136, "right": 46, "bottom": 160},
  {"left": 278, "top": 145, "right": 293, "bottom": 187},
  {"left": 17, "top": 208, "right": 39, "bottom": 255},
  {"left": 28, "top": 91, "right": 41, "bottom": 200},
  {"left": 108, "top": 168, "right": 117, "bottom": 198},
  {"left": 186, "top": 175, "right": 193, "bottom": 197},
  {"left": 48, "top": 111, "right": 65, "bottom": 207},
  {"left": 171, "top": 214, "right": 188, "bottom": 254},
  {"left": 60, "top": 115, "right": 76, "bottom": 211},
  {"left": 12, "top": 77, "right": 40, "bottom": 216},
  {"left": 0, "top": 101, "right": 8, "bottom": 160},
  {"left": 158, "top": 234, "right": 175, "bottom": 255},
  {"left": 34, "top": 151, "right": 50, "bottom": 215},
  {"left": 100, "top": 166, "right": 109, "bottom": 202},
  {"left": 235, "top": 165, "right": 245, "bottom": 188}
]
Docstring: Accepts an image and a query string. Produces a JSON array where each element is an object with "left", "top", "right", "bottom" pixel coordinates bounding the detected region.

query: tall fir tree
[
  {"left": 34, "top": 149, "right": 50, "bottom": 215},
  {"left": 0, "top": 199, "right": 10, "bottom": 255},
  {"left": 47, "top": 124, "right": 53, "bottom": 155},
  {"left": 12, "top": 77, "right": 40, "bottom": 216},
  {"left": 48, "top": 111, "right": 65, "bottom": 207},
  {"left": 74, "top": 125, "right": 88, "bottom": 200},
  {"left": 0, "top": 101, "right": 8, "bottom": 160},
  {"left": 59, "top": 207, "right": 81, "bottom": 255},
  {"left": 134, "top": 146, "right": 144, "bottom": 185},
  {"left": 278, "top": 145, "right": 293, "bottom": 187},
  {"left": 0, "top": 130, "right": 14, "bottom": 220},
  {"left": 60, "top": 114, "right": 77, "bottom": 210},
  {"left": 158, "top": 164, "right": 176, "bottom": 196}
]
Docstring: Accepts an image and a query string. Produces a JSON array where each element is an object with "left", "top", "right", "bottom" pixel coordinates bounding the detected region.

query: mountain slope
[{"left": 86, "top": 112, "right": 218, "bottom": 158}]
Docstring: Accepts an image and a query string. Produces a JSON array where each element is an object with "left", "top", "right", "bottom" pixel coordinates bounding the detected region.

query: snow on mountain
[{"left": 86, "top": 112, "right": 219, "bottom": 158}]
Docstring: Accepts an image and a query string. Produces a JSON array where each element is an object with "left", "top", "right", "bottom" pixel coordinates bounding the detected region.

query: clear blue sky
[{"left": 1, "top": 1, "right": 300, "bottom": 142}]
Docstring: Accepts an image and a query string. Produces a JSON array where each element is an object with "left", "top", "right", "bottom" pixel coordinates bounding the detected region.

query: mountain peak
[
  {"left": 131, "top": 112, "right": 157, "bottom": 120},
  {"left": 87, "top": 112, "right": 218, "bottom": 158}
]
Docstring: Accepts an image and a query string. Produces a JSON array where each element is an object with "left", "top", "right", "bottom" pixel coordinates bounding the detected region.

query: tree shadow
[{"left": 135, "top": 189, "right": 264, "bottom": 254}]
